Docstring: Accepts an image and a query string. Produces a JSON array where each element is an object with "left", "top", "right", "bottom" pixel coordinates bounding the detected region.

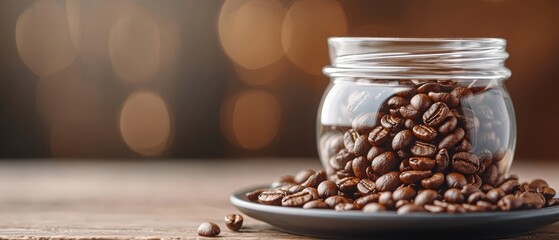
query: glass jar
[{"left": 318, "top": 38, "right": 515, "bottom": 187}]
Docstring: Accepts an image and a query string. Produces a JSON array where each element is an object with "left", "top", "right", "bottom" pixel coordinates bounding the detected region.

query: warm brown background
[{"left": 0, "top": 0, "right": 558, "bottom": 160}]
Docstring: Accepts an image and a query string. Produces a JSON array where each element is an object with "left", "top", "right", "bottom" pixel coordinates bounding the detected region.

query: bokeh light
[
  {"left": 218, "top": 0, "right": 285, "bottom": 70},
  {"left": 108, "top": 7, "right": 161, "bottom": 83},
  {"left": 119, "top": 91, "right": 171, "bottom": 156},
  {"left": 233, "top": 59, "right": 286, "bottom": 86},
  {"left": 221, "top": 90, "right": 282, "bottom": 150},
  {"left": 281, "top": 0, "right": 348, "bottom": 75},
  {"left": 15, "top": 0, "right": 77, "bottom": 76}
]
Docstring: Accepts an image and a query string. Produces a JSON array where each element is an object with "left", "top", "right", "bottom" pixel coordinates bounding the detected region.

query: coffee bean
[
  {"left": 417, "top": 82, "right": 441, "bottom": 93},
  {"left": 408, "top": 157, "right": 436, "bottom": 170},
  {"left": 381, "top": 115, "right": 404, "bottom": 132},
  {"left": 447, "top": 204, "right": 467, "bottom": 213},
  {"left": 520, "top": 192, "right": 546, "bottom": 209},
  {"left": 425, "top": 204, "right": 446, "bottom": 213},
  {"left": 410, "top": 141, "right": 437, "bottom": 157},
  {"left": 480, "top": 184, "right": 494, "bottom": 193},
  {"left": 547, "top": 198, "right": 559, "bottom": 207},
  {"left": 198, "top": 222, "right": 220, "bottom": 237},
  {"left": 388, "top": 96, "right": 409, "bottom": 108},
  {"left": 452, "top": 139, "right": 472, "bottom": 152},
  {"left": 257, "top": 189, "right": 287, "bottom": 205},
  {"left": 368, "top": 126, "right": 390, "bottom": 146},
  {"left": 301, "top": 170, "right": 327, "bottom": 188},
  {"left": 330, "top": 149, "right": 354, "bottom": 170},
  {"left": 399, "top": 105, "right": 421, "bottom": 119},
  {"left": 294, "top": 169, "right": 315, "bottom": 184},
  {"left": 324, "top": 195, "right": 352, "bottom": 208},
  {"left": 392, "top": 130, "right": 414, "bottom": 151},
  {"left": 414, "top": 189, "right": 439, "bottom": 205},
  {"left": 461, "top": 185, "right": 481, "bottom": 196},
  {"left": 362, "top": 203, "right": 387, "bottom": 212},
  {"left": 530, "top": 179, "right": 549, "bottom": 189},
  {"left": 352, "top": 113, "right": 377, "bottom": 135},
  {"left": 396, "top": 88, "right": 417, "bottom": 98},
  {"left": 421, "top": 172, "right": 444, "bottom": 189},
  {"left": 410, "top": 94, "right": 432, "bottom": 111},
  {"left": 366, "top": 166, "right": 381, "bottom": 181},
  {"left": 450, "top": 87, "right": 473, "bottom": 100},
  {"left": 537, "top": 187, "right": 556, "bottom": 200},
  {"left": 337, "top": 177, "right": 360, "bottom": 194},
  {"left": 438, "top": 116, "right": 458, "bottom": 135},
  {"left": 352, "top": 156, "right": 369, "bottom": 179},
  {"left": 404, "top": 119, "right": 417, "bottom": 129},
  {"left": 478, "top": 105, "right": 494, "bottom": 121},
  {"left": 428, "top": 92, "right": 459, "bottom": 107},
  {"left": 412, "top": 125, "right": 438, "bottom": 142},
  {"left": 434, "top": 149, "right": 450, "bottom": 171},
  {"left": 467, "top": 192, "right": 486, "bottom": 204},
  {"left": 379, "top": 191, "right": 395, "bottom": 209},
  {"left": 482, "top": 164, "right": 499, "bottom": 187},
  {"left": 352, "top": 135, "right": 372, "bottom": 156},
  {"left": 497, "top": 195, "right": 523, "bottom": 211},
  {"left": 355, "top": 194, "right": 380, "bottom": 208},
  {"left": 499, "top": 179, "right": 520, "bottom": 194},
  {"left": 335, "top": 203, "right": 358, "bottom": 211},
  {"left": 399, "top": 170, "right": 432, "bottom": 184},
  {"left": 423, "top": 102, "right": 450, "bottom": 126},
  {"left": 371, "top": 151, "right": 399, "bottom": 174},
  {"left": 287, "top": 185, "right": 305, "bottom": 194},
  {"left": 224, "top": 214, "right": 243, "bottom": 231},
  {"left": 462, "top": 203, "right": 485, "bottom": 212},
  {"left": 317, "top": 180, "right": 338, "bottom": 199},
  {"left": 444, "top": 188, "right": 465, "bottom": 203},
  {"left": 246, "top": 189, "right": 266, "bottom": 202},
  {"left": 343, "top": 129, "right": 359, "bottom": 153},
  {"left": 367, "top": 146, "right": 386, "bottom": 161},
  {"left": 393, "top": 186, "right": 417, "bottom": 201},
  {"left": 376, "top": 171, "right": 402, "bottom": 192},
  {"left": 357, "top": 179, "right": 377, "bottom": 195},
  {"left": 397, "top": 204, "right": 426, "bottom": 214},
  {"left": 476, "top": 201, "right": 498, "bottom": 211},
  {"left": 395, "top": 200, "right": 411, "bottom": 209},
  {"left": 433, "top": 199, "right": 450, "bottom": 208},
  {"left": 399, "top": 158, "right": 413, "bottom": 172},
  {"left": 452, "top": 152, "right": 480, "bottom": 175},
  {"left": 446, "top": 172, "right": 467, "bottom": 189},
  {"left": 439, "top": 127, "right": 465, "bottom": 149},
  {"left": 303, "top": 199, "right": 330, "bottom": 209}
]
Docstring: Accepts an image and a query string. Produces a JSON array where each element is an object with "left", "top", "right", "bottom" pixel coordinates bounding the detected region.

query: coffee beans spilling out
[
  {"left": 198, "top": 222, "right": 221, "bottom": 237},
  {"left": 247, "top": 81, "right": 558, "bottom": 213}
]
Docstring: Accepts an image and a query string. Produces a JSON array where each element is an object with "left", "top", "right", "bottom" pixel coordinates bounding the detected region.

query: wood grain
[{"left": 0, "top": 159, "right": 557, "bottom": 239}]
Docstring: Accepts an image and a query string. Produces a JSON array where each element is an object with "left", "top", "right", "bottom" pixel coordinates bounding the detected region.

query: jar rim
[{"left": 329, "top": 37, "right": 506, "bottom": 45}]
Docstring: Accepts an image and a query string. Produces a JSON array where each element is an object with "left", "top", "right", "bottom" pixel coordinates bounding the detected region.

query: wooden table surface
[{"left": 0, "top": 159, "right": 557, "bottom": 239}]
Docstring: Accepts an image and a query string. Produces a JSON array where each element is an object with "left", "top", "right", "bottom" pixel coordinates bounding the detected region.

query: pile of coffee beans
[{"left": 246, "top": 81, "right": 558, "bottom": 213}]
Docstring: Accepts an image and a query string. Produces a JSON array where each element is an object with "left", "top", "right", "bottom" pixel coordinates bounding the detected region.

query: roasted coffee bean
[
  {"left": 410, "top": 94, "right": 432, "bottom": 111},
  {"left": 433, "top": 199, "right": 450, "bottom": 208},
  {"left": 354, "top": 194, "right": 380, "bottom": 208},
  {"left": 438, "top": 116, "right": 458, "bottom": 135},
  {"left": 452, "top": 152, "right": 480, "bottom": 175},
  {"left": 367, "top": 146, "right": 386, "bottom": 161},
  {"left": 362, "top": 203, "right": 387, "bottom": 212},
  {"left": 330, "top": 149, "right": 354, "bottom": 170},
  {"left": 412, "top": 125, "right": 438, "bottom": 142},
  {"left": 371, "top": 151, "right": 399, "bottom": 174},
  {"left": 393, "top": 186, "right": 417, "bottom": 201},
  {"left": 399, "top": 170, "right": 432, "bottom": 184},
  {"left": 423, "top": 102, "right": 450, "bottom": 127},
  {"left": 409, "top": 157, "right": 436, "bottom": 170},
  {"left": 417, "top": 82, "right": 441, "bottom": 93},
  {"left": 478, "top": 105, "right": 494, "bottom": 121},
  {"left": 343, "top": 129, "right": 361, "bottom": 154},
  {"left": 461, "top": 185, "right": 481, "bottom": 196},
  {"left": 399, "top": 158, "right": 413, "bottom": 172},
  {"left": 276, "top": 175, "right": 295, "bottom": 184},
  {"left": 520, "top": 192, "right": 546, "bottom": 209},
  {"left": 404, "top": 119, "right": 417, "bottom": 129},
  {"left": 530, "top": 179, "right": 549, "bottom": 189},
  {"left": 447, "top": 204, "right": 467, "bottom": 213},
  {"left": 482, "top": 164, "right": 499, "bottom": 187},
  {"left": 224, "top": 214, "right": 243, "bottom": 231},
  {"left": 335, "top": 203, "right": 358, "bottom": 211},
  {"left": 399, "top": 105, "right": 421, "bottom": 119},
  {"left": 376, "top": 171, "right": 402, "bottom": 192},
  {"left": 287, "top": 185, "right": 305, "bottom": 194},
  {"left": 428, "top": 92, "right": 459, "bottom": 107},
  {"left": 352, "top": 156, "right": 369, "bottom": 179},
  {"left": 257, "top": 189, "right": 287, "bottom": 205},
  {"left": 352, "top": 112, "right": 377, "bottom": 135},
  {"left": 434, "top": 149, "right": 450, "bottom": 171},
  {"left": 357, "top": 179, "right": 377, "bottom": 195},
  {"left": 397, "top": 204, "right": 426, "bottom": 214},
  {"left": 381, "top": 115, "right": 404, "bottom": 132},
  {"left": 466, "top": 174, "right": 482, "bottom": 188},
  {"left": 392, "top": 130, "right": 414, "bottom": 151},
  {"left": 317, "top": 180, "right": 338, "bottom": 198},
  {"left": 366, "top": 166, "right": 381, "bottom": 181},
  {"left": 410, "top": 141, "right": 437, "bottom": 157},
  {"left": 294, "top": 169, "right": 315, "bottom": 184},
  {"left": 425, "top": 204, "right": 446, "bottom": 213},
  {"left": 275, "top": 183, "right": 295, "bottom": 191},
  {"left": 499, "top": 179, "right": 520, "bottom": 194},
  {"left": 476, "top": 201, "right": 498, "bottom": 211},
  {"left": 497, "top": 195, "right": 523, "bottom": 211},
  {"left": 421, "top": 172, "right": 444, "bottom": 189},
  {"left": 439, "top": 128, "right": 465, "bottom": 149},
  {"left": 467, "top": 192, "right": 486, "bottom": 204},
  {"left": 480, "top": 184, "right": 494, "bottom": 193},
  {"left": 537, "top": 187, "right": 557, "bottom": 200},
  {"left": 337, "top": 177, "right": 360, "bottom": 193},
  {"left": 547, "top": 198, "right": 559, "bottom": 207},
  {"left": 444, "top": 188, "right": 465, "bottom": 203},
  {"left": 246, "top": 189, "right": 267, "bottom": 202},
  {"left": 388, "top": 96, "right": 409, "bottom": 108},
  {"left": 303, "top": 199, "right": 330, "bottom": 209},
  {"left": 352, "top": 135, "right": 372, "bottom": 156},
  {"left": 198, "top": 222, "right": 220, "bottom": 237},
  {"left": 368, "top": 126, "right": 390, "bottom": 146},
  {"left": 324, "top": 195, "right": 352, "bottom": 208},
  {"left": 301, "top": 170, "right": 327, "bottom": 188},
  {"left": 450, "top": 87, "right": 473, "bottom": 99},
  {"left": 389, "top": 108, "right": 402, "bottom": 117},
  {"left": 453, "top": 139, "right": 472, "bottom": 152},
  {"left": 462, "top": 203, "right": 485, "bottom": 212},
  {"left": 414, "top": 189, "right": 439, "bottom": 205},
  {"left": 395, "top": 200, "right": 410, "bottom": 209},
  {"left": 446, "top": 172, "right": 467, "bottom": 189},
  {"left": 397, "top": 149, "right": 412, "bottom": 159},
  {"left": 379, "top": 191, "right": 395, "bottom": 209}
]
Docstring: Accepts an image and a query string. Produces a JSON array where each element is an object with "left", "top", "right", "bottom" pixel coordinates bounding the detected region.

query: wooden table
[{"left": 0, "top": 159, "right": 557, "bottom": 239}]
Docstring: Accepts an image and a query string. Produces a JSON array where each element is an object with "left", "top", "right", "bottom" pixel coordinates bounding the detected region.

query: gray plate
[{"left": 231, "top": 185, "right": 559, "bottom": 240}]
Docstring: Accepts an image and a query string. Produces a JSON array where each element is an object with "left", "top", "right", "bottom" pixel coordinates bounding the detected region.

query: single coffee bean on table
[
  {"left": 224, "top": 214, "right": 244, "bottom": 232},
  {"left": 198, "top": 222, "right": 220, "bottom": 237}
]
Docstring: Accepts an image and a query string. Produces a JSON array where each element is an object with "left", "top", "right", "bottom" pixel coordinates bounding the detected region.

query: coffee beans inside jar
[{"left": 249, "top": 80, "right": 558, "bottom": 214}]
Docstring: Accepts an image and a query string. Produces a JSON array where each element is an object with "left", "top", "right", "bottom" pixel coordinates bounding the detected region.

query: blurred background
[{"left": 0, "top": 0, "right": 558, "bottom": 160}]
